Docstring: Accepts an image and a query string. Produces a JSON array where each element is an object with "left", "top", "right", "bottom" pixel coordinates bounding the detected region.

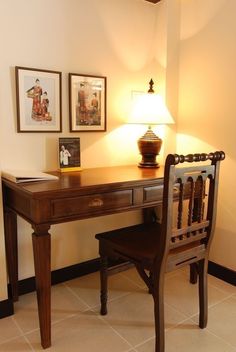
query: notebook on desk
[{"left": 1, "top": 170, "right": 58, "bottom": 183}]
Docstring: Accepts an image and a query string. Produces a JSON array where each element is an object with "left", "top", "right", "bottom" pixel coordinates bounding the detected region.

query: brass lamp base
[{"left": 137, "top": 127, "right": 162, "bottom": 168}]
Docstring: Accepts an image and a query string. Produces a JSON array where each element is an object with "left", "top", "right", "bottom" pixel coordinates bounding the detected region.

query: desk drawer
[
  {"left": 52, "top": 190, "right": 133, "bottom": 218},
  {"left": 144, "top": 185, "right": 163, "bottom": 203}
]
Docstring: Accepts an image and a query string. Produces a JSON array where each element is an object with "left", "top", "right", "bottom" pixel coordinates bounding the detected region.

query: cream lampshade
[{"left": 130, "top": 79, "right": 174, "bottom": 168}]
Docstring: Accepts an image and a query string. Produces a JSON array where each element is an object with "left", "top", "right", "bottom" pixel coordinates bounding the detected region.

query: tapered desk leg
[
  {"left": 32, "top": 225, "right": 51, "bottom": 349},
  {"left": 4, "top": 208, "right": 18, "bottom": 302}
]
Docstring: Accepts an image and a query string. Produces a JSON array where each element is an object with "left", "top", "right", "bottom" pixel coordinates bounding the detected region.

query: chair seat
[
  {"left": 96, "top": 222, "right": 205, "bottom": 270},
  {"left": 96, "top": 223, "right": 161, "bottom": 267}
]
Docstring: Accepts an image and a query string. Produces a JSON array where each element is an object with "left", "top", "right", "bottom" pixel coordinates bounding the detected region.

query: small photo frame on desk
[
  {"left": 15, "top": 66, "right": 62, "bottom": 132},
  {"left": 69, "top": 73, "right": 106, "bottom": 132},
  {"left": 59, "top": 137, "right": 81, "bottom": 172}
]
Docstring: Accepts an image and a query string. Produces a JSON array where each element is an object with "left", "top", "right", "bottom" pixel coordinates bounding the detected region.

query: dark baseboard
[
  {"left": 2, "top": 258, "right": 100, "bottom": 319},
  {"left": 17, "top": 258, "right": 101, "bottom": 296},
  {"left": 2, "top": 258, "right": 235, "bottom": 319},
  {"left": 0, "top": 298, "right": 14, "bottom": 318},
  {"left": 15, "top": 258, "right": 235, "bottom": 296},
  {"left": 8, "top": 258, "right": 236, "bottom": 297},
  {"left": 208, "top": 261, "right": 236, "bottom": 286}
]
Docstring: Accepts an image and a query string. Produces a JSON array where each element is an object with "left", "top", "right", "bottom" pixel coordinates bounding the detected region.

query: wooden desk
[{"left": 2, "top": 165, "right": 164, "bottom": 349}]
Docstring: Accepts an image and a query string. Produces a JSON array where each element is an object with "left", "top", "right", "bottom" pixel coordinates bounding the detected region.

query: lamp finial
[{"left": 148, "top": 79, "right": 155, "bottom": 93}]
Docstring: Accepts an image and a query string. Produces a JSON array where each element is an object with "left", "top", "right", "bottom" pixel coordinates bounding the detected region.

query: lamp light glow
[{"left": 130, "top": 92, "right": 174, "bottom": 126}]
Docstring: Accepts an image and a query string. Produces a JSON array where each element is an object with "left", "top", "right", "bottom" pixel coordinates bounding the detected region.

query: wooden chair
[{"left": 95, "top": 151, "right": 225, "bottom": 352}]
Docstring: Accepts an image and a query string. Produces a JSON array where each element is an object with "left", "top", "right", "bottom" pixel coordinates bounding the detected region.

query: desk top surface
[{"left": 2, "top": 165, "right": 164, "bottom": 195}]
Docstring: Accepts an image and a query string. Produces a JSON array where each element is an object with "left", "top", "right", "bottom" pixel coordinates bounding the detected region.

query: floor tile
[
  {"left": 1, "top": 268, "right": 235, "bottom": 352},
  {"left": 0, "top": 316, "right": 22, "bottom": 344},
  {"left": 120, "top": 268, "right": 146, "bottom": 289},
  {"left": 26, "top": 310, "right": 131, "bottom": 352},
  {"left": 164, "top": 271, "right": 232, "bottom": 317},
  {"left": 203, "top": 296, "right": 236, "bottom": 348},
  {"left": 136, "top": 319, "right": 236, "bottom": 352},
  {"left": 100, "top": 290, "right": 187, "bottom": 347},
  {"left": 13, "top": 282, "right": 88, "bottom": 333},
  {"left": 165, "top": 319, "right": 236, "bottom": 352},
  {"left": 208, "top": 275, "right": 236, "bottom": 295},
  {"left": 65, "top": 270, "right": 142, "bottom": 309},
  {"left": 0, "top": 336, "right": 33, "bottom": 351}
]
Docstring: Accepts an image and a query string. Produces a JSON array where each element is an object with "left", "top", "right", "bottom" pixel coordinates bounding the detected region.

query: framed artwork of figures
[
  {"left": 15, "top": 66, "right": 62, "bottom": 132},
  {"left": 69, "top": 73, "right": 106, "bottom": 132}
]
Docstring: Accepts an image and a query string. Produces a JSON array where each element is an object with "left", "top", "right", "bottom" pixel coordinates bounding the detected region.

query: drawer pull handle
[
  {"left": 88, "top": 198, "right": 104, "bottom": 207},
  {"left": 173, "top": 187, "right": 179, "bottom": 194}
]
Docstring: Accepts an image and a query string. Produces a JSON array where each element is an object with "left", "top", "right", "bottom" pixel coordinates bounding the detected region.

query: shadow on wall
[
  {"left": 92, "top": 0, "right": 162, "bottom": 71},
  {"left": 180, "top": 0, "right": 227, "bottom": 40},
  {"left": 178, "top": 1, "right": 236, "bottom": 161}
]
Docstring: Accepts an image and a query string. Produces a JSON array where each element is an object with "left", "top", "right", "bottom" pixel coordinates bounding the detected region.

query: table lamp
[{"left": 130, "top": 79, "right": 174, "bottom": 168}]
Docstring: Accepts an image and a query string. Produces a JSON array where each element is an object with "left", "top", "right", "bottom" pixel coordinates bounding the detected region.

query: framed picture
[
  {"left": 69, "top": 73, "right": 106, "bottom": 132},
  {"left": 59, "top": 137, "right": 81, "bottom": 171},
  {"left": 15, "top": 66, "right": 62, "bottom": 132}
]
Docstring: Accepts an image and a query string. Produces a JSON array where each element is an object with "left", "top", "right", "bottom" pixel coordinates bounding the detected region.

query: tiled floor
[{"left": 0, "top": 268, "right": 235, "bottom": 351}]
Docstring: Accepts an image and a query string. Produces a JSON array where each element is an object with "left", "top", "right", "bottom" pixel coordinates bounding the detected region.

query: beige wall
[
  {"left": 1, "top": 0, "right": 233, "bottom": 304},
  {"left": 178, "top": 0, "right": 236, "bottom": 270},
  {"left": 0, "top": 0, "right": 173, "bottom": 301}
]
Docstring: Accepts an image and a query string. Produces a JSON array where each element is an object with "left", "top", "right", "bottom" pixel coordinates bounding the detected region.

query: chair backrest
[{"left": 157, "top": 151, "right": 225, "bottom": 271}]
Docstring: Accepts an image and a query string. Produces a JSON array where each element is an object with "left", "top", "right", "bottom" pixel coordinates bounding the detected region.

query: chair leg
[
  {"left": 152, "top": 271, "right": 165, "bottom": 352},
  {"left": 190, "top": 263, "right": 198, "bottom": 284},
  {"left": 198, "top": 259, "right": 208, "bottom": 328},
  {"left": 149, "top": 271, "right": 153, "bottom": 294},
  {"left": 100, "top": 256, "right": 108, "bottom": 315}
]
